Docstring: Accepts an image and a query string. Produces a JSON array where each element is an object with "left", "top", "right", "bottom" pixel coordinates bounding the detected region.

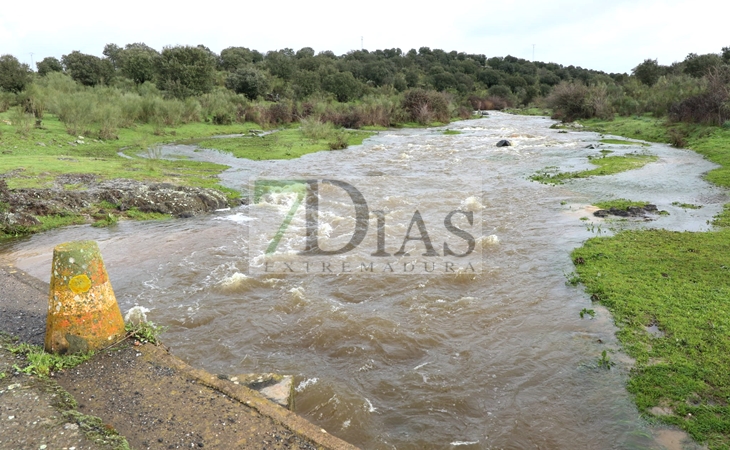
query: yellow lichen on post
[{"left": 45, "top": 240, "right": 126, "bottom": 354}]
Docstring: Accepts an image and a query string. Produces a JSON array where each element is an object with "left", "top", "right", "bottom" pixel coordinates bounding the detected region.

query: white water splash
[
  {"left": 364, "top": 398, "right": 377, "bottom": 413},
  {"left": 461, "top": 196, "right": 484, "bottom": 211},
  {"left": 124, "top": 306, "right": 150, "bottom": 324},
  {"left": 295, "top": 377, "right": 319, "bottom": 392}
]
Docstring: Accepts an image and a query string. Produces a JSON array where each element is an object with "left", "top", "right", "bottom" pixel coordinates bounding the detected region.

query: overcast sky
[{"left": 1, "top": 0, "right": 726, "bottom": 74}]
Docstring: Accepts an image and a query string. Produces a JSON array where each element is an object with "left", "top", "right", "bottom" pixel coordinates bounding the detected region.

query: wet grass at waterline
[
  {"left": 571, "top": 229, "right": 730, "bottom": 449},
  {"left": 600, "top": 138, "right": 650, "bottom": 146},
  {"left": 197, "top": 128, "right": 374, "bottom": 160},
  {"left": 672, "top": 202, "right": 703, "bottom": 210},
  {"left": 529, "top": 154, "right": 658, "bottom": 185},
  {"left": 581, "top": 115, "right": 730, "bottom": 226},
  {"left": 594, "top": 199, "right": 650, "bottom": 210},
  {"left": 572, "top": 115, "right": 730, "bottom": 448}
]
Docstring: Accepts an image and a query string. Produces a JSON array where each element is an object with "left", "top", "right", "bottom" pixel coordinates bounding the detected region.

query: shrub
[
  {"left": 11, "top": 106, "right": 33, "bottom": 137},
  {"left": 668, "top": 128, "right": 688, "bottom": 147},
  {"left": 0, "top": 91, "right": 14, "bottom": 112},
  {"left": 137, "top": 96, "right": 159, "bottom": 125},
  {"left": 322, "top": 106, "right": 364, "bottom": 129},
  {"left": 358, "top": 95, "right": 397, "bottom": 127},
  {"left": 267, "top": 101, "right": 293, "bottom": 125},
  {"left": 97, "top": 103, "right": 121, "bottom": 139},
  {"left": 182, "top": 98, "right": 201, "bottom": 123},
  {"left": 547, "top": 81, "right": 592, "bottom": 122},
  {"left": 669, "top": 68, "right": 730, "bottom": 125},
  {"left": 17, "top": 84, "right": 46, "bottom": 120},
  {"left": 56, "top": 92, "right": 97, "bottom": 135},
  {"left": 200, "top": 89, "right": 239, "bottom": 125},
  {"left": 587, "top": 83, "right": 613, "bottom": 120},
  {"left": 39, "top": 72, "right": 80, "bottom": 94},
  {"left": 486, "top": 96, "right": 510, "bottom": 110},
  {"left": 401, "top": 88, "right": 451, "bottom": 124},
  {"left": 301, "top": 117, "right": 336, "bottom": 140},
  {"left": 242, "top": 104, "right": 267, "bottom": 127},
  {"left": 118, "top": 93, "right": 143, "bottom": 127},
  {"left": 640, "top": 75, "right": 704, "bottom": 117},
  {"left": 159, "top": 98, "right": 184, "bottom": 126},
  {"left": 328, "top": 130, "right": 349, "bottom": 150}
]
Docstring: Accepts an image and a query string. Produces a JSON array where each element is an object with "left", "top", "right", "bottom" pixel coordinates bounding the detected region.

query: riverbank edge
[
  {"left": 0, "top": 265, "right": 358, "bottom": 450},
  {"left": 569, "top": 115, "right": 730, "bottom": 448}
]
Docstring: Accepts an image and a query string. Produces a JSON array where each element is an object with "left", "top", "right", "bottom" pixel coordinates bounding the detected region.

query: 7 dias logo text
[{"left": 248, "top": 177, "right": 484, "bottom": 275}]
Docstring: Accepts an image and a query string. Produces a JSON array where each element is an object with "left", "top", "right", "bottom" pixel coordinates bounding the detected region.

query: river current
[{"left": 2, "top": 113, "right": 726, "bottom": 449}]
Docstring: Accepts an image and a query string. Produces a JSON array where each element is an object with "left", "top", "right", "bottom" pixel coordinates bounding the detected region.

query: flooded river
[{"left": 2, "top": 113, "right": 726, "bottom": 449}]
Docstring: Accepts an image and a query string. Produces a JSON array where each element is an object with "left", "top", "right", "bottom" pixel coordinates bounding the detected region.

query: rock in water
[{"left": 496, "top": 139, "right": 512, "bottom": 147}]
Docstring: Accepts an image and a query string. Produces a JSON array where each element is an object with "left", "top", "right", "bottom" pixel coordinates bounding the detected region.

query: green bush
[
  {"left": 0, "top": 91, "right": 14, "bottom": 112},
  {"left": 547, "top": 81, "right": 593, "bottom": 122},
  {"left": 96, "top": 103, "right": 122, "bottom": 139},
  {"left": 182, "top": 97, "right": 202, "bottom": 123},
  {"left": 358, "top": 95, "right": 398, "bottom": 127},
  {"left": 300, "top": 117, "right": 335, "bottom": 140},
  {"left": 200, "top": 89, "right": 239, "bottom": 125},
  {"left": 38, "top": 72, "right": 80, "bottom": 94},
  {"left": 266, "top": 101, "right": 293, "bottom": 125},
  {"left": 11, "top": 106, "right": 33, "bottom": 137},
  {"left": 118, "top": 93, "right": 143, "bottom": 127},
  {"left": 401, "top": 88, "right": 450, "bottom": 124},
  {"left": 56, "top": 92, "right": 97, "bottom": 135},
  {"left": 328, "top": 130, "right": 349, "bottom": 150}
]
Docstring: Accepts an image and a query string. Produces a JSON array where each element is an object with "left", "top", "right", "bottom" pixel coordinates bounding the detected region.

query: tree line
[{"left": 0, "top": 43, "right": 729, "bottom": 137}]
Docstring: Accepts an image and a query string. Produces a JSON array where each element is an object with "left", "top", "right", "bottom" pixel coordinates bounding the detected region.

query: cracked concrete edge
[{"left": 141, "top": 343, "right": 360, "bottom": 450}]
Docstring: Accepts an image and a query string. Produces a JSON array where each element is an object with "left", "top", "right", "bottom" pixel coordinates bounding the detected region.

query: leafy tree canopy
[{"left": 0, "top": 54, "right": 31, "bottom": 93}]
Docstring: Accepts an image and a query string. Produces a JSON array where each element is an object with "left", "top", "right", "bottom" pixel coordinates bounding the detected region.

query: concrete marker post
[{"left": 45, "top": 240, "right": 126, "bottom": 354}]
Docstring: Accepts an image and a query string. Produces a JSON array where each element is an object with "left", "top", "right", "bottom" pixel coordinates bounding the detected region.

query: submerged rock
[
  {"left": 593, "top": 204, "right": 660, "bottom": 218},
  {"left": 230, "top": 373, "right": 294, "bottom": 408},
  {"left": 550, "top": 122, "right": 584, "bottom": 129}
]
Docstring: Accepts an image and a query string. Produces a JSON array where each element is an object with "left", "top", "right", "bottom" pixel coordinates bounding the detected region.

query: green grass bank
[
  {"left": 0, "top": 111, "right": 374, "bottom": 239},
  {"left": 572, "top": 115, "right": 730, "bottom": 448}
]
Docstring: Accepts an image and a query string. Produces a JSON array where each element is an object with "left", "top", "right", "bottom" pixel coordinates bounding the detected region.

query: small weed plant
[
  {"left": 597, "top": 350, "right": 615, "bottom": 369},
  {"left": 579, "top": 308, "right": 596, "bottom": 319},
  {"left": 125, "top": 321, "right": 167, "bottom": 345},
  {"left": 8, "top": 342, "right": 93, "bottom": 378}
]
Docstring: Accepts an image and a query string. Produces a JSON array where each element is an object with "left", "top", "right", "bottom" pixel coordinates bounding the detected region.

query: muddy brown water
[{"left": 1, "top": 113, "right": 725, "bottom": 449}]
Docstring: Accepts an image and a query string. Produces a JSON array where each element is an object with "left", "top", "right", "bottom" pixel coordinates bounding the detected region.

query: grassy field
[
  {"left": 573, "top": 115, "right": 730, "bottom": 449},
  {"left": 0, "top": 110, "right": 376, "bottom": 238},
  {"left": 197, "top": 128, "right": 373, "bottom": 160},
  {"left": 0, "top": 111, "right": 254, "bottom": 191}
]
